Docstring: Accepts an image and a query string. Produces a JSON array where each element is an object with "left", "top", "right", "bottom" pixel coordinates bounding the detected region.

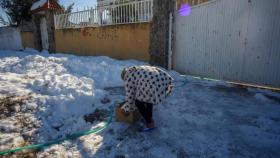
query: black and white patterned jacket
[{"left": 121, "top": 66, "right": 174, "bottom": 112}]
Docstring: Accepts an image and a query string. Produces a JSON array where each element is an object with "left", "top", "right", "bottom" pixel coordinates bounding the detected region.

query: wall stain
[{"left": 81, "top": 27, "right": 119, "bottom": 40}]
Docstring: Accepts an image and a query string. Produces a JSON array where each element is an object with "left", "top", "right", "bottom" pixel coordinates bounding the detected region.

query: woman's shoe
[{"left": 139, "top": 127, "right": 155, "bottom": 132}]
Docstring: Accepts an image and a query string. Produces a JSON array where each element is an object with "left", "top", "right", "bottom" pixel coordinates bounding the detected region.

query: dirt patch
[
  {"left": 84, "top": 109, "right": 109, "bottom": 123},
  {"left": 0, "top": 94, "right": 32, "bottom": 119}
]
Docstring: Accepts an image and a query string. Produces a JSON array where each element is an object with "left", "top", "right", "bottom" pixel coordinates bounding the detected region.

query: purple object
[{"left": 179, "top": 3, "right": 192, "bottom": 16}]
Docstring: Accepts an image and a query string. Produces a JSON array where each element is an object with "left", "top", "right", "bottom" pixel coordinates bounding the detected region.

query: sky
[{"left": 0, "top": 0, "right": 97, "bottom": 26}]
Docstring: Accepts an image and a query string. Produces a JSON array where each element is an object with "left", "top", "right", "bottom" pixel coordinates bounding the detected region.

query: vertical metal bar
[
  {"left": 120, "top": 4, "right": 123, "bottom": 23},
  {"left": 140, "top": 1, "right": 143, "bottom": 22},
  {"left": 112, "top": 7, "right": 115, "bottom": 24},
  {"left": 130, "top": 3, "right": 132, "bottom": 23},
  {"left": 132, "top": 3, "right": 134, "bottom": 23},
  {"left": 76, "top": 12, "right": 78, "bottom": 28},
  {"left": 111, "top": 7, "right": 112, "bottom": 24},
  {"left": 59, "top": 15, "right": 62, "bottom": 29},
  {"left": 75, "top": 12, "right": 77, "bottom": 27},
  {"left": 142, "top": 1, "right": 144, "bottom": 21},
  {"left": 89, "top": 8, "right": 92, "bottom": 26},
  {"left": 63, "top": 14, "right": 66, "bottom": 28},
  {"left": 144, "top": 1, "right": 146, "bottom": 21},
  {"left": 127, "top": 4, "right": 129, "bottom": 23},
  {"left": 151, "top": 0, "right": 153, "bottom": 20},
  {"left": 54, "top": 14, "right": 57, "bottom": 29},
  {"left": 144, "top": 1, "right": 147, "bottom": 21},
  {"left": 68, "top": 13, "right": 70, "bottom": 28},
  {"left": 78, "top": 11, "right": 82, "bottom": 27},
  {"left": 72, "top": 13, "right": 74, "bottom": 27},
  {"left": 82, "top": 11, "right": 84, "bottom": 27},
  {"left": 116, "top": 5, "right": 118, "bottom": 24},
  {"left": 147, "top": 1, "right": 149, "bottom": 22},
  {"left": 83, "top": 11, "right": 85, "bottom": 27},
  {"left": 95, "top": 9, "right": 97, "bottom": 25},
  {"left": 64, "top": 14, "right": 66, "bottom": 28},
  {"left": 65, "top": 14, "right": 68, "bottom": 28},
  {"left": 110, "top": 7, "right": 112, "bottom": 25},
  {"left": 81, "top": 11, "right": 83, "bottom": 27},
  {"left": 61, "top": 14, "right": 63, "bottom": 28},
  {"left": 149, "top": 0, "right": 151, "bottom": 21},
  {"left": 56, "top": 14, "right": 59, "bottom": 29},
  {"left": 80, "top": 11, "right": 82, "bottom": 27},
  {"left": 74, "top": 12, "right": 77, "bottom": 28},
  {"left": 136, "top": 2, "right": 139, "bottom": 22},
  {"left": 101, "top": 9, "right": 103, "bottom": 25},
  {"left": 69, "top": 13, "right": 72, "bottom": 28},
  {"left": 118, "top": 4, "right": 120, "bottom": 23},
  {"left": 86, "top": 10, "right": 88, "bottom": 26},
  {"left": 85, "top": 10, "right": 87, "bottom": 26},
  {"left": 125, "top": 4, "right": 127, "bottom": 23}
]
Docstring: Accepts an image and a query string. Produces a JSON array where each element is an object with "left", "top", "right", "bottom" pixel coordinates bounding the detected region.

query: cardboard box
[{"left": 115, "top": 103, "right": 141, "bottom": 124}]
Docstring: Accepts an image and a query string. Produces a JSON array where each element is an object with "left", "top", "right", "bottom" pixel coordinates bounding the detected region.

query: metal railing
[{"left": 54, "top": 0, "right": 153, "bottom": 29}]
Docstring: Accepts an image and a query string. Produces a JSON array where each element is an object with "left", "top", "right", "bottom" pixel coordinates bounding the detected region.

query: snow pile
[{"left": 0, "top": 49, "right": 145, "bottom": 155}]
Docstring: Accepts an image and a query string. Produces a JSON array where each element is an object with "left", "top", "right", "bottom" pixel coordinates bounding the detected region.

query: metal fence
[
  {"left": 54, "top": 0, "right": 153, "bottom": 29},
  {"left": 174, "top": 0, "right": 280, "bottom": 88}
]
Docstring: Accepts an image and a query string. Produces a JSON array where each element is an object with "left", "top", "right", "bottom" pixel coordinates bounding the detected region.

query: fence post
[{"left": 149, "top": 0, "right": 175, "bottom": 68}]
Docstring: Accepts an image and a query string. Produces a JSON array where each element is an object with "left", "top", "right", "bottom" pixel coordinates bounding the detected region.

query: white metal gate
[
  {"left": 40, "top": 17, "right": 49, "bottom": 50},
  {"left": 174, "top": 0, "right": 280, "bottom": 88}
]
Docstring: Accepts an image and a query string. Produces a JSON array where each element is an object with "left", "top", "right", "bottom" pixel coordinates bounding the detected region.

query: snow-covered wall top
[
  {"left": 0, "top": 27, "right": 22, "bottom": 50},
  {"left": 31, "top": 0, "right": 47, "bottom": 11}
]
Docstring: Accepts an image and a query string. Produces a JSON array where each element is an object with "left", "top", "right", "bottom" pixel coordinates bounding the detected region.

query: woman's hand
[
  {"left": 166, "top": 85, "right": 174, "bottom": 96},
  {"left": 121, "top": 109, "right": 130, "bottom": 117}
]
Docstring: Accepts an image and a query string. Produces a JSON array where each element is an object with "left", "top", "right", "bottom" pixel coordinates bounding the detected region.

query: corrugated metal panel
[{"left": 174, "top": 0, "right": 280, "bottom": 88}]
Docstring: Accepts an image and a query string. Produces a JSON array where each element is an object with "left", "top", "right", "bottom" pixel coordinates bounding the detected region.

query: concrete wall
[
  {"left": 21, "top": 31, "right": 35, "bottom": 49},
  {"left": 55, "top": 23, "right": 150, "bottom": 61},
  {"left": 0, "top": 27, "right": 22, "bottom": 50}
]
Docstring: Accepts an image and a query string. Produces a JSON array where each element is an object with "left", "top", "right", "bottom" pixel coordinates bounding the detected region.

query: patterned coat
[{"left": 121, "top": 66, "right": 174, "bottom": 112}]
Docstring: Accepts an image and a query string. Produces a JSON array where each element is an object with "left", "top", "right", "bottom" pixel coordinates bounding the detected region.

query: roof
[{"left": 30, "top": 0, "right": 64, "bottom": 14}]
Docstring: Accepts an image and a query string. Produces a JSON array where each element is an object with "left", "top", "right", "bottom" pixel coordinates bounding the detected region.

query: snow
[
  {"left": 0, "top": 49, "right": 280, "bottom": 157},
  {"left": 30, "top": 0, "right": 47, "bottom": 11}
]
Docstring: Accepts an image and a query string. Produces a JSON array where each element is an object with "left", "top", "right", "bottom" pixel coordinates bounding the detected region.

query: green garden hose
[{"left": 0, "top": 105, "right": 114, "bottom": 156}]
